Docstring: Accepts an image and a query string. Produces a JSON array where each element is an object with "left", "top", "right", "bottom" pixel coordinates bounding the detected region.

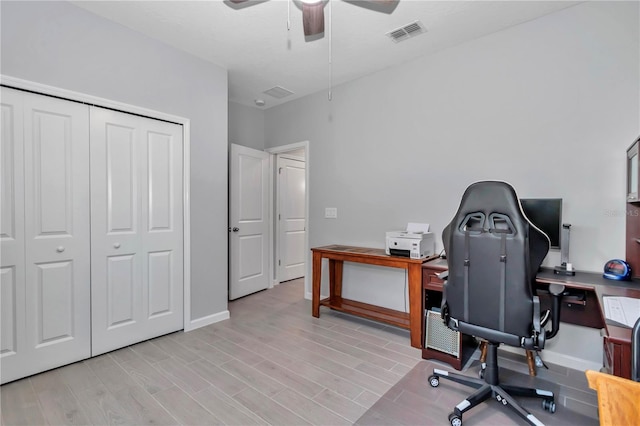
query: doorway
[{"left": 266, "top": 142, "right": 310, "bottom": 294}]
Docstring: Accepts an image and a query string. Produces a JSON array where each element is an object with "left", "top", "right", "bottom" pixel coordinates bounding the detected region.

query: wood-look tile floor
[{"left": 1, "top": 278, "right": 598, "bottom": 425}]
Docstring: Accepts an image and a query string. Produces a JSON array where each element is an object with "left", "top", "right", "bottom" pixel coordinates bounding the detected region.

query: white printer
[{"left": 385, "top": 223, "right": 436, "bottom": 259}]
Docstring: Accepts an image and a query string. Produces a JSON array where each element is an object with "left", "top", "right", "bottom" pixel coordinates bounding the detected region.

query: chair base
[{"left": 429, "top": 342, "right": 556, "bottom": 426}]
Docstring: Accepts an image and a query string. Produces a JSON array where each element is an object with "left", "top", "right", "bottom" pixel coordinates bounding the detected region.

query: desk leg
[
  {"left": 312, "top": 251, "right": 322, "bottom": 318},
  {"left": 329, "top": 260, "right": 344, "bottom": 302},
  {"left": 408, "top": 263, "right": 422, "bottom": 349}
]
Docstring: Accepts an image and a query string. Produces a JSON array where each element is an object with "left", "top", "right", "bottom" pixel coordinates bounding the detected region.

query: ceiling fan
[{"left": 228, "top": 0, "right": 398, "bottom": 38}]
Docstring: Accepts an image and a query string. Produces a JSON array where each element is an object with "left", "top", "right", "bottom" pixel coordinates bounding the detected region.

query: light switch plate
[{"left": 325, "top": 207, "right": 337, "bottom": 219}]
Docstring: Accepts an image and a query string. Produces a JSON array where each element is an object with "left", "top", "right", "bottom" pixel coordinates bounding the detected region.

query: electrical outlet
[{"left": 325, "top": 207, "right": 337, "bottom": 219}]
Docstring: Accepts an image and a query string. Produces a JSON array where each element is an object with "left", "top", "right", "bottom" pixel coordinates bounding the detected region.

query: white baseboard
[
  {"left": 499, "top": 346, "right": 601, "bottom": 372},
  {"left": 184, "top": 310, "right": 230, "bottom": 332},
  {"left": 272, "top": 279, "right": 279, "bottom": 288}
]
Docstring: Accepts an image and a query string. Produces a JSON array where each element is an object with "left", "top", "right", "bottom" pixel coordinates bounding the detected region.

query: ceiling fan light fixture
[{"left": 302, "top": 1, "right": 325, "bottom": 36}]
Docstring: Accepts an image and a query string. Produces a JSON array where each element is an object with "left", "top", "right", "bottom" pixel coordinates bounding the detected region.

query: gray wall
[
  {"left": 1, "top": 1, "right": 229, "bottom": 322},
  {"left": 264, "top": 1, "right": 639, "bottom": 369},
  {"left": 229, "top": 101, "right": 265, "bottom": 150}
]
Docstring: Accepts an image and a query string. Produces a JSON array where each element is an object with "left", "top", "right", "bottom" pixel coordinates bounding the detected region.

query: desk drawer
[{"left": 423, "top": 268, "right": 444, "bottom": 291}]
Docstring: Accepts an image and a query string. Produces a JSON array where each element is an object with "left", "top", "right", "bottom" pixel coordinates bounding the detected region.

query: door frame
[
  {"left": 1, "top": 75, "right": 196, "bottom": 331},
  {"left": 266, "top": 141, "right": 310, "bottom": 295}
]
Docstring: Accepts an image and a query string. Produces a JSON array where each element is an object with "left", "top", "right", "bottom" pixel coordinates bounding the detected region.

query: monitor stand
[
  {"left": 554, "top": 224, "right": 575, "bottom": 276},
  {"left": 554, "top": 263, "right": 575, "bottom": 276}
]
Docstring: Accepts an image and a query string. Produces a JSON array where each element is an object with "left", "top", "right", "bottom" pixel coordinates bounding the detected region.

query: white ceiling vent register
[
  {"left": 263, "top": 86, "right": 294, "bottom": 99},
  {"left": 386, "top": 21, "right": 427, "bottom": 43}
]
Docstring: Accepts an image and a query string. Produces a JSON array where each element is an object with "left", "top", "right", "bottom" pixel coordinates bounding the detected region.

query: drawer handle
[
  {"left": 113, "top": 243, "right": 121, "bottom": 249},
  {"left": 56, "top": 246, "right": 65, "bottom": 253},
  {"left": 635, "top": 238, "right": 640, "bottom": 244}
]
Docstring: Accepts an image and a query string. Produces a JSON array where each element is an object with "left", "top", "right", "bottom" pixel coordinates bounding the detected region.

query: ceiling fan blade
[{"left": 302, "top": 2, "right": 325, "bottom": 36}]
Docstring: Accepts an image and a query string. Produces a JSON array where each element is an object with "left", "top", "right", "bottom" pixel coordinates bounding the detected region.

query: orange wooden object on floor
[{"left": 585, "top": 370, "right": 640, "bottom": 425}]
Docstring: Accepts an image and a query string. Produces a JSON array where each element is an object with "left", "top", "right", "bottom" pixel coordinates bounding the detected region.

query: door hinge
[
  {"left": 278, "top": 214, "right": 281, "bottom": 220},
  {"left": 278, "top": 260, "right": 281, "bottom": 266},
  {"left": 279, "top": 167, "right": 282, "bottom": 174}
]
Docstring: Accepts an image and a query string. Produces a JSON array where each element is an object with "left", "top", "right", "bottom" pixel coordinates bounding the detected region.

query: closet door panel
[
  {"left": 107, "top": 124, "right": 137, "bottom": 233},
  {"left": 142, "top": 122, "right": 183, "bottom": 330},
  {"left": 0, "top": 267, "right": 17, "bottom": 356},
  {"left": 91, "top": 109, "right": 143, "bottom": 355},
  {"left": 1, "top": 89, "right": 26, "bottom": 384},
  {"left": 0, "top": 91, "right": 25, "bottom": 382},
  {"left": 23, "top": 92, "right": 91, "bottom": 376},
  {"left": 36, "top": 261, "right": 74, "bottom": 344},
  {"left": 91, "top": 108, "right": 182, "bottom": 356},
  {"left": 107, "top": 254, "right": 136, "bottom": 326}
]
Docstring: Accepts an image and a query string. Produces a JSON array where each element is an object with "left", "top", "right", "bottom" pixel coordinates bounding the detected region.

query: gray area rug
[{"left": 356, "top": 359, "right": 599, "bottom": 425}]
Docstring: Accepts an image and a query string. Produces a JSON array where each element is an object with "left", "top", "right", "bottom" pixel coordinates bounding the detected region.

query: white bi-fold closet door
[
  {"left": 1, "top": 88, "right": 91, "bottom": 384},
  {"left": 0, "top": 87, "right": 183, "bottom": 384},
  {"left": 90, "top": 107, "right": 183, "bottom": 356}
]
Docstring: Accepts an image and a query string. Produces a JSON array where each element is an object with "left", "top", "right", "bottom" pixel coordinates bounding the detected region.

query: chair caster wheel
[
  {"left": 448, "top": 412, "right": 462, "bottom": 426},
  {"left": 479, "top": 368, "right": 485, "bottom": 379},
  {"left": 428, "top": 375, "right": 439, "bottom": 387},
  {"left": 542, "top": 399, "right": 556, "bottom": 413}
]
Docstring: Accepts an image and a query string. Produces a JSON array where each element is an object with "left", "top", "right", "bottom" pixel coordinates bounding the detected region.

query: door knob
[
  {"left": 113, "top": 243, "right": 121, "bottom": 249},
  {"left": 232, "top": 227, "right": 239, "bottom": 232},
  {"left": 56, "top": 246, "right": 65, "bottom": 253}
]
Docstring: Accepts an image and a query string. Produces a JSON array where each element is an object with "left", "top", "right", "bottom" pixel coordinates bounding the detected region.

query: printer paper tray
[{"left": 389, "top": 248, "right": 411, "bottom": 258}]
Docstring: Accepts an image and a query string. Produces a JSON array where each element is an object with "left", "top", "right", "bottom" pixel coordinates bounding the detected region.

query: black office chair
[{"left": 428, "top": 181, "right": 565, "bottom": 426}]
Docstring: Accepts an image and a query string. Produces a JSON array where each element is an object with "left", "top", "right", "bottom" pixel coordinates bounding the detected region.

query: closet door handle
[
  {"left": 56, "top": 246, "right": 65, "bottom": 253},
  {"left": 113, "top": 243, "right": 121, "bottom": 249}
]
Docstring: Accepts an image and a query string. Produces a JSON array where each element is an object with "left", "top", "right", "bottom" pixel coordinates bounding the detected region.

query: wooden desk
[
  {"left": 422, "top": 258, "right": 640, "bottom": 379},
  {"left": 311, "top": 245, "right": 433, "bottom": 348},
  {"left": 536, "top": 268, "right": 640, "bottom": 379}
]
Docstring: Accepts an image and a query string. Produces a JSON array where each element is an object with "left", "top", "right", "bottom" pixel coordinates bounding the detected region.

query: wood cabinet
[
  {"left": 603, "top": 335, "right": 633, "bottom": 379},
  {"left": 627, "top": 138, "right": 639, "bottom": 202},
  {"left": 626, "top": 137, "right": 639, "bottom": 279},
  {"left": 626, "top": 203, "right": 640, "bottom": 280}
]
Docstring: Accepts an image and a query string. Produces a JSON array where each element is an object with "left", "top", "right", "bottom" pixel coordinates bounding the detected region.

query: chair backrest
[{"left": 442, "top": 181, "right": 549, "bottom": 339}]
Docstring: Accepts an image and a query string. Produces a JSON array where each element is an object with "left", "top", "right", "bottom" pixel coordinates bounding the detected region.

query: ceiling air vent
[
  {"left": 386, "top": 20, "right": 427, "bottom": 43},
  {"left": 263, "top": 86, "right": 294, "bottom": 99}
]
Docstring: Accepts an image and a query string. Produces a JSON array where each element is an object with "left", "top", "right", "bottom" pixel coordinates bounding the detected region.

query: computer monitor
[{"left": 520, "top": 198, "right": 562, "bottom": 249}]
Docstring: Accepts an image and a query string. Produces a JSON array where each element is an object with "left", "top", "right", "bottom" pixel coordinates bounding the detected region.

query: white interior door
[
  {"left": 277, "top": 156, "right": 306, "bottom": 282},
  {"left": 90, "top": 107, "right": 183, "bottom": 356},
  {"left": 229, "top": 144, "right": 269, "bottom": 300},
  {"left": 1, "top": 87, "right": 91, "bottom": 384},
  {"left": 1, "top": 88, "right": 27, "bottom": 384}
]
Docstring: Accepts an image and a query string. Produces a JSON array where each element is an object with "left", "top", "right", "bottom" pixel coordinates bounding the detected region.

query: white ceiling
[{"left": 71, "top": 0, "right": 581, "bottom": 109}]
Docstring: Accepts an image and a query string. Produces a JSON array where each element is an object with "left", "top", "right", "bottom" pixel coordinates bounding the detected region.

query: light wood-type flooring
[{"left": 1, "top": 278, "right": 599, "bottom": 425}]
